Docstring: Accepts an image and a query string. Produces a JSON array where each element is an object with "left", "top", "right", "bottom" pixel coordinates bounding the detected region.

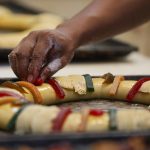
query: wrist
[{"left": 56, "top": 21, "right": 81, "bottom": 50}]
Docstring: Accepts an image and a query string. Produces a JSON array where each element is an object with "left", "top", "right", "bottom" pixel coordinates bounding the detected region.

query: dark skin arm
[{"left": 9, "top": 0, "right": 150, "bottom": 82}]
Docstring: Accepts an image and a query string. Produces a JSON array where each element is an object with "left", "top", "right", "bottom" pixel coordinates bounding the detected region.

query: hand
[{"left": 8, "top": 29, "right": 76, "bottom": 82}]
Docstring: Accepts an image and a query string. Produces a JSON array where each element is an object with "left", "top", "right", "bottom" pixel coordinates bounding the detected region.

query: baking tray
[
  {"left": 72, "top": 39, "right": 138, "bottom": 61},
  {"left": 0, "top": 2, "right": 138, "bottom": 62},
  {"left": 0, "top": 75, "right": 149, "bottom": 149},
  {"left": 0, "top": 39, "right": 138, "bottom": 62}
]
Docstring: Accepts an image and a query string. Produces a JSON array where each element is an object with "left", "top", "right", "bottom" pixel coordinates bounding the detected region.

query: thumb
[{"left": 41, "top": 58, "right": 62, "bottom": 80}]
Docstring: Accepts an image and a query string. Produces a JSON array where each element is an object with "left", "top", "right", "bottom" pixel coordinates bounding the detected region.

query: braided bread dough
[
  {"left": 14, "top": 105, "right": 150, "bottom": 134},
  {"left": 21, "top": 76, "right": 150, "bottom": 105},
  {"left": 0, "top": 75, "right": 150, "bottom": 134}
]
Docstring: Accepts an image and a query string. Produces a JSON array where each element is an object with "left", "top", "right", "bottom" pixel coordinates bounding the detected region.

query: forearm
[{"left": 57, "top": 0, "right": 150, "bottom": 47}]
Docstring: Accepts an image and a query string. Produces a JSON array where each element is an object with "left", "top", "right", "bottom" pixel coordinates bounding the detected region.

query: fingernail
[{"left": 27, "top": 74, "right": 33, "bottom": 83}]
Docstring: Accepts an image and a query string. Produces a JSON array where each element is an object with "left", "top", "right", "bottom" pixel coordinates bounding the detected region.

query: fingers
[
  {"left": 41, "top": 58, "right": 63, "bottom": 80},
  {"left": 8, "top": 31, "right": 37, "bottom": 80},
  {"left": 9, "top": 29, "right": 74, "bottom": 82},
  {"left": 8, "top": 52, "right": 18, "bottom": 77},
  {"left": 27, "top": 34, "right": 53, "bottom": 83},
  {"left": 16, "top": 50, "right": 31, "bottom": 80}
]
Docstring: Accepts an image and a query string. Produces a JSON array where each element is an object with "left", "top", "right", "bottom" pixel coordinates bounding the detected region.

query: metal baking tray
[
  {"left": 0, "top": 39, "right": 138, "bottom": 62},
  {"left": 0, "top": 75, "right": 149, "bottom": 149},
  {"left": 72, "top": 39, "right": 138, "bottom": 61}
]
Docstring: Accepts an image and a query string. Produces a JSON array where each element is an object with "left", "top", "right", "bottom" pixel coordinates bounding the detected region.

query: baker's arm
[{"left": 58, "top": 0, "right": 150, "bottom": 46}]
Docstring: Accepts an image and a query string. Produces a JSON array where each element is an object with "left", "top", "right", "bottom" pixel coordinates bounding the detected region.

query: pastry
[{"left": 0, "top": 73, "right": 150, "bottom": 134}]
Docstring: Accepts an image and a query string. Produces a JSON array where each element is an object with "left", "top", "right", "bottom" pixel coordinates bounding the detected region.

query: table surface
[{"left": 0, "top": 52, "right": 150, "bottom": 78}]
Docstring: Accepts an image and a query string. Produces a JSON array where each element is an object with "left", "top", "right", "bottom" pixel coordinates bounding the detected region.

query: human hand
[{"left": 8, "top": 29, "right": 76, "bottom": 83}]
